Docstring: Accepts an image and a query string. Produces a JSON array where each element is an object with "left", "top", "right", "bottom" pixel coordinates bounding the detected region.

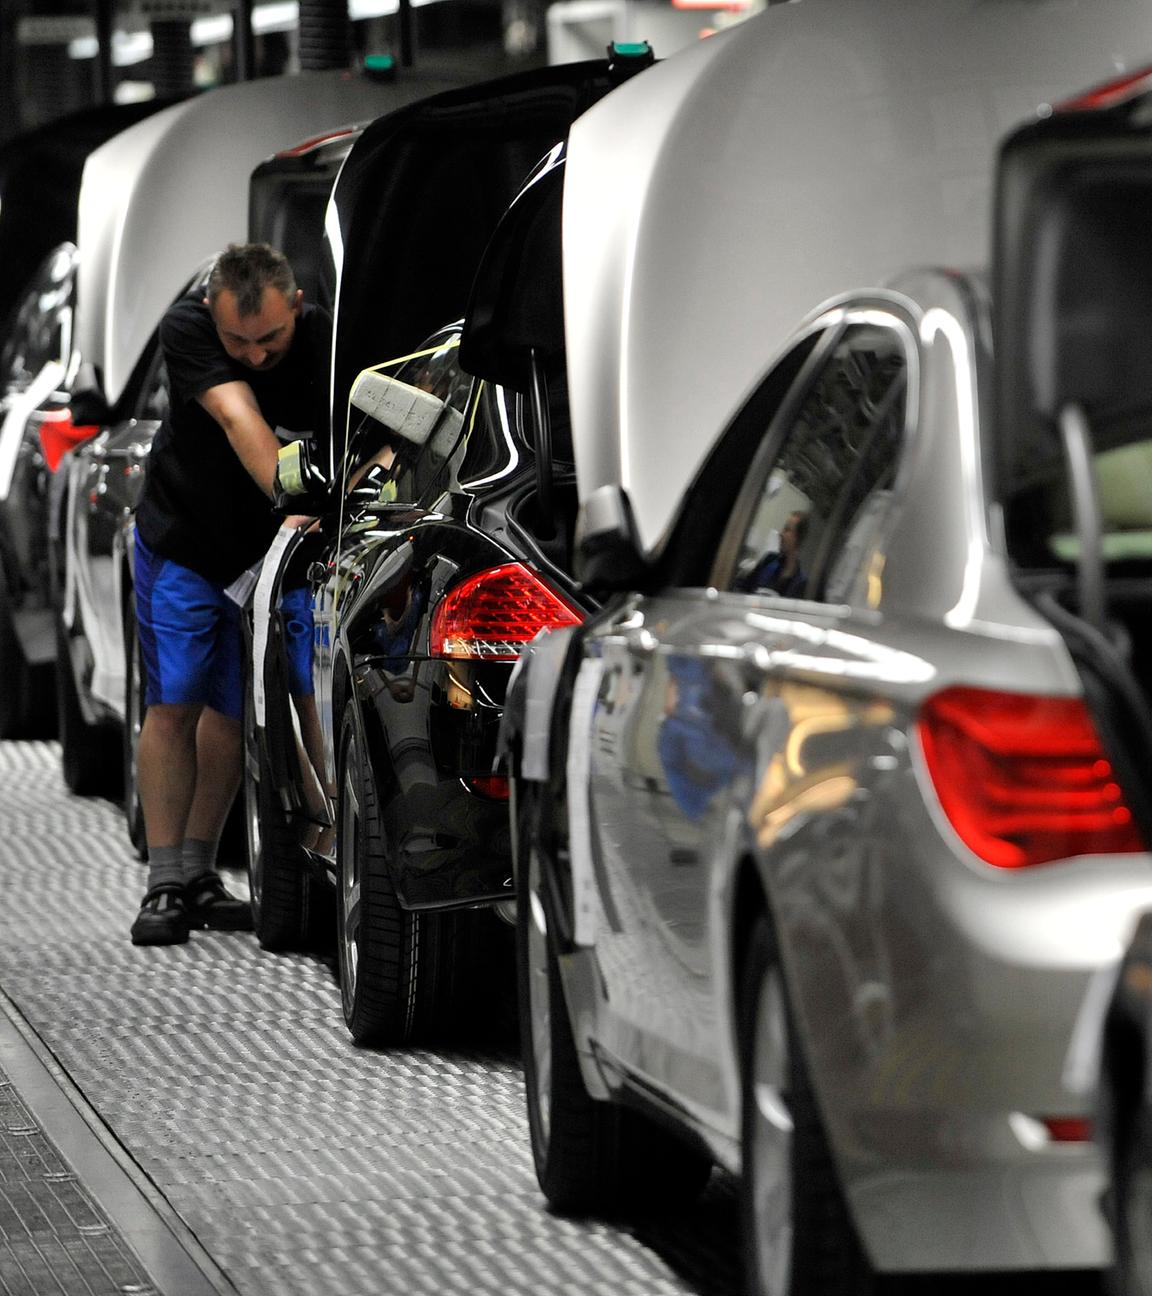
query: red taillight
[
  {"left": 918, "top": 687, "right": 1145, "bottom": 868},
  {"left": 1040, "top": 1117, "right": 1093, "bottom": 1144},
  {"left": 1054, "top": 65, "right": 1152, "bottom": 113},
  {"left": 38, "top": 409, "right": 98, "bottom": 472},
  {"left": 467, "top": 775, "right": 510, "bottom": 800},
  {"left": 429, "top": 563, "right": 583, "bottom": 661}
]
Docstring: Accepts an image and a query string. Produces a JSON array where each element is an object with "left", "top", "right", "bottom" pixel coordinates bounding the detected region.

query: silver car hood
[
  {"left": 563, "top": 0, "right": 1152, "bottom": 559},
  {"left": 75, "top": 72, "right": 438, "bottom": 409}
]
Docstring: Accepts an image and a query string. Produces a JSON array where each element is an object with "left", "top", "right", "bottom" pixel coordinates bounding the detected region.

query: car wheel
[
  {"left": 54, "top": 617, "right": 120, "bottom": 795},
  {"left": 243, "top": 673, "right": 318, "bottom": 951},
  {"left": 121, "top": 594, "right": 147, "bottom": 858},
  {"left": 336, "top": 705, "right": 460, "bottom": 1046},
  {"left": 516, "top": 776, "right": 711, "bottom": 1214},
  {"left": 1111, "top": 1085, "right": 1152, "bottom": 1296},
  {"left": 0, "top": 582, "right": 54, "bottom": 740},
  {"left": 740, "top": 912, "right": 876, "bottom": 1296}
]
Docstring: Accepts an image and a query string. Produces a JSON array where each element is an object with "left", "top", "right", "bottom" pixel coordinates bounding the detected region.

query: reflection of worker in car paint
[
  {"left": 280, "top": 583, "right": 335, "bottom": 850},
  {"left": 367, "top": 577, "right": 424, "bottom": 702},
  {"left": 739, "top": 510, "right": 810, "bottom": 597},
  {"left": 658, "top": 656, "right": 746, "bottom": 820},
  {"left": 130, "top": 244, "right": 330, "bottom": 946}
]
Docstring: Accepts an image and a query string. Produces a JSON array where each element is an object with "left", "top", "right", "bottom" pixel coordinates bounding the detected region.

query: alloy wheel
[
  {"left": 525, "top": 840, "right": 553, "bottom": 1149},
  {"left": 750, "top": 963, "right": 794, "bottom": 1296},
  {"left": 338, "top": 757, "right": 362, "bottom": 1015},
  {"left": 244, "top": 746, "right": 265, "bottom": 912}
]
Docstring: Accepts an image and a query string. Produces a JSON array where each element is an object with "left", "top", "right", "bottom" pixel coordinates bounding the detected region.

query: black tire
[
  {"left": 1108, "top": 1003, "right": 1152, "bottom": 1296},
  {"left": 336, "top": 705, "right": 464, "bottom": 1046},
  {"left": 55, "top": 617, "right": 121, "bottom": 795},
  {"left": 740, "top": 912, "right": 877, "bottom": 1296},
  {"left": 0, "top": 582, "right": 54, "bottom": 740},
  {"left": 516, "top": 777, "right": 712, "bottom": 1214},
  {"left": 244, "top": 674, "right": 319, "bottom": 951},
  {"left": 122, "top": 594, "right": 147, "bottom": 858}
]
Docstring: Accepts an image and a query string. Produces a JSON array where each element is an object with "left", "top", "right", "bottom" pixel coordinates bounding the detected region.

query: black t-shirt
[{"left": 135, "top": 293, "right": 332, "bottom": 584}]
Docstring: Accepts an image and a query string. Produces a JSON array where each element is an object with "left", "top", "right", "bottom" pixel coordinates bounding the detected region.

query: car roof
[
  {"left": 562, "top": 0, "right": 1152, "bottom": 559},
  {"left": 75, "top": 69, "right": 465, "bottom": 410}
]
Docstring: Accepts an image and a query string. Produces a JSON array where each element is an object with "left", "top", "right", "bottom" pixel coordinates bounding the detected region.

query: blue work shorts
[{"left": 134, "top": 533, "right": 243, "bottom": 720}]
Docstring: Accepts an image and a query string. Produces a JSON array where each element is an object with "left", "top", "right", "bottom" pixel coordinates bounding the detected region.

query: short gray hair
[{"left": 207, "top": 243, "right": 297, "bottom": 316}]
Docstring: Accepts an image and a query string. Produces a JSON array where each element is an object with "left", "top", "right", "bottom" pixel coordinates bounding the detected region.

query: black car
[
  {"left": 243, "top": 50, "right": 656, "bottom": 1048},
  {"left": 248, "top": 314, "right": 587, "bottom": 1045}
]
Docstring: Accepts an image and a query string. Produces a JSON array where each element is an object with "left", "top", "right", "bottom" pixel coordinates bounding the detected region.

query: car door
[
  {"left": 581, "top": 304, "right": 917, "bottom": 1133},
  {"left": 66, "top": 345, "right": 164, "bottom": 715}
]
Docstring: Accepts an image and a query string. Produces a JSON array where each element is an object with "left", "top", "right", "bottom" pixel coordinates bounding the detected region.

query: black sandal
[
  {"left": 185, "top": 872, "right": 253, "bottom": 932},
  {"left": 130, "top": 883, "right": 190, "bottom": 946}
]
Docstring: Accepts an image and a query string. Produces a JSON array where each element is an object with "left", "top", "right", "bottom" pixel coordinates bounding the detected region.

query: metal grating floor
[
  {"left": 0, "top": 1072, "right": 158, "bottom": 1296},
  {"left": 0, "top": 741, "right": 740, "bottom": 1296}
]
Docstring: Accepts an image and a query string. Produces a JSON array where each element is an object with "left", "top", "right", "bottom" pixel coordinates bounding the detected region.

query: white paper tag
[
  {"left": 521, "top": 626, "right": 576, "bottom": 782},
  {"left": 0, "top": 359, "right": 67, "bottom": 500},
  {"left": 566, "top": 656, "right": 604, "bottom": 947},
  {"left": 252, "top": 526, "right": 296, "bottom": 727}
]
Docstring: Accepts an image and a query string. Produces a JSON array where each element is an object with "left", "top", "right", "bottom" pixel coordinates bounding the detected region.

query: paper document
[{"left": 252, "top": 526, "right": 296, "bottom": 727}]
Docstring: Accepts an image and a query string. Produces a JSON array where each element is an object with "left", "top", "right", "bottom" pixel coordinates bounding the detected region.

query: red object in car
[
  {"left": 467, "top": 775, "right": 511, "bottom": 800},
  {"left": 918, "top": 686, "right": 1146, "bottom": 868},
  {"left": 1054, "top": 65, "right": 1152, "bottom": 113},
  {"left": 1040, "top": 1116, "right": 1093, "bottom": 1143},
  {"left": 37, "top": 409, "right": 99, "bottom": 472},
  {"left": 429, "top": 562, "right": 583, "bottom": 661}
]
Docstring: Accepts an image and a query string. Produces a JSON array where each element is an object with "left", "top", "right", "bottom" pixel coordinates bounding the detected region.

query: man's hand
[{"left": 283, "top": 514, "right": 319, "bottom": 533}]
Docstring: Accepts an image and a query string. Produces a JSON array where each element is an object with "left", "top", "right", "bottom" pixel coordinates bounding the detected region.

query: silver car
[{"left": 500, "top": 1, "right": 1152, "bottom": 1290}]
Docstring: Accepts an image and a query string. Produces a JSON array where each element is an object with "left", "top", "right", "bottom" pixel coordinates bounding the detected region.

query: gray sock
[
  {"left": 146, "top": 844, "right": 184, "bottom": 893},
  {"left": 182, "top": 837, "right": 218, "bottom": 885}
]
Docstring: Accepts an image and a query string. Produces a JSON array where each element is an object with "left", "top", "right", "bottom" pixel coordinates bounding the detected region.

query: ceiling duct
[{"left": 298, "top": 0, "right": 350, "bottom": 70}]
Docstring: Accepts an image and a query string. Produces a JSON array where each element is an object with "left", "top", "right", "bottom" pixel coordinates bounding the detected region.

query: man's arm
[{"left": 197, "top": 380, "right": 281, "bottom": 498}]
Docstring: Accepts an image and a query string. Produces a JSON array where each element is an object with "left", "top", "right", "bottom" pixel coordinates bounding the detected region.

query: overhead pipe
[
  {"left": 150, "top": 18, "right": 195, "bottom": 95},
  {"left": 93, "top": 0, "right": 115, "bottom": 102},
  {"left": 233, "top": 0, "right": 256, "bottom": 80},
  {"left": 297, "top": 0, "right": 350, "bottom": 71}
]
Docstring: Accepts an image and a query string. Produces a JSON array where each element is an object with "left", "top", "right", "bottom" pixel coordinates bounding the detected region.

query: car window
[
  {"left": 341, "top": 332, "right": 474, "bottom": 505},
  {"left": 723, "top": 320, "right": 910, "bottom": 607}
]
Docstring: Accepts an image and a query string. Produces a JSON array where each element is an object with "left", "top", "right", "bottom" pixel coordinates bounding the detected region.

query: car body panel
[
  {"left": 517, "top": 269, "right": 1152, "bottom": 1273},
  {"left": 562, "top": 0, "right": 1152, "bottom": 558}
]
